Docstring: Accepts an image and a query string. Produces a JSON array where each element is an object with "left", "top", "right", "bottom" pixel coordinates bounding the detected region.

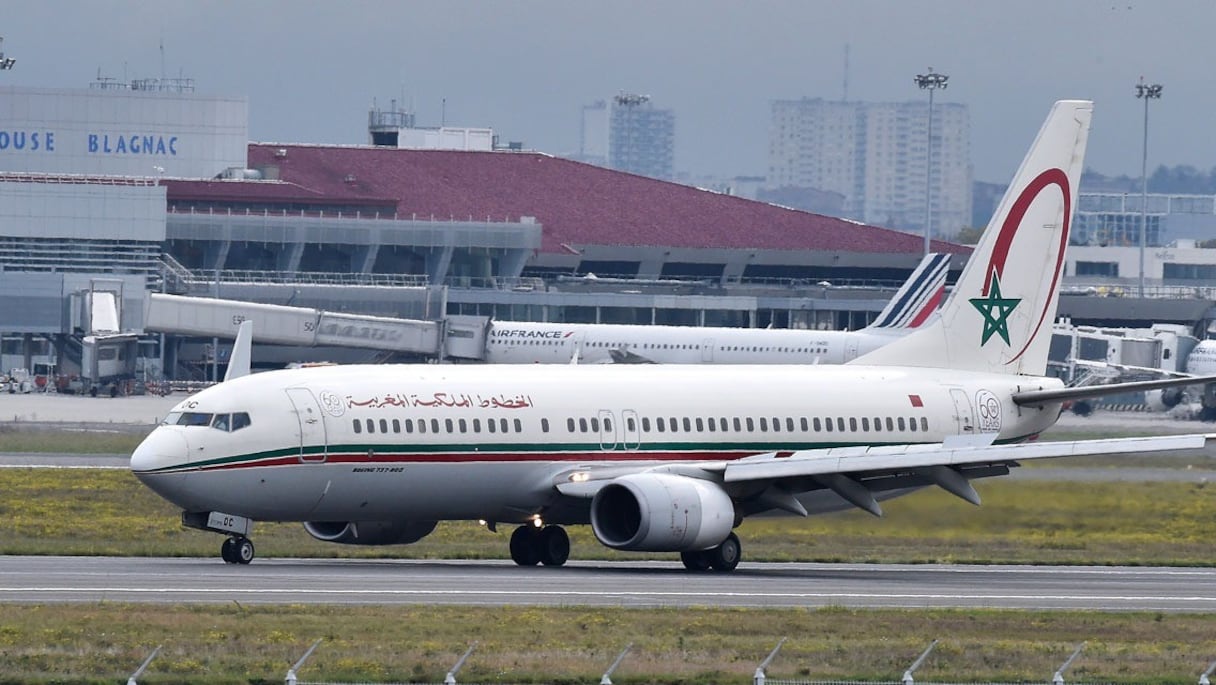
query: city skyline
[{"left": 1, "top": 1, "right": 1210, "bottom": 183}]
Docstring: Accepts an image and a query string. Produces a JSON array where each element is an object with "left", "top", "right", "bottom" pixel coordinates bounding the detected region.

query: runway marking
[{"left": 2, "top": 588, "right": 1215, "bottom": 603}]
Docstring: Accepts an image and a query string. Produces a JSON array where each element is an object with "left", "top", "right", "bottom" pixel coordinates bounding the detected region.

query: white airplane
[
  {"left": 483, "top": 252, "right": 952, "bottom": 365},
  {"left": 130, "top": 100, "right": 1216, "bottom": 572}
]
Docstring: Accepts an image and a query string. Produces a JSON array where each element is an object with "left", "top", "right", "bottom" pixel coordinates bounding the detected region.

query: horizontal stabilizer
[{"left": 1012, "top": 373, "right": 1216, "bottom": 407}]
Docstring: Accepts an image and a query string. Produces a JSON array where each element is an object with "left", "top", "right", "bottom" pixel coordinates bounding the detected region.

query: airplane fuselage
[
  {"left": 483, "top": 321, "right": 901, "bottom": 364},
  {"left": 132, "top": 364, "right": 1063, "bottom": 525}
]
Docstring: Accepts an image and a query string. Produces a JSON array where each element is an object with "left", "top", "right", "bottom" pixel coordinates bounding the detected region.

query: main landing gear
[
  {"left": 679, "top": 532, "right": 741, "bottom": 572},
  {"left": 509, "top": 524, "right": 570, "bottom": 567},
  {"left": 220, "top": 536, "right": 255, "bottom": 565}
]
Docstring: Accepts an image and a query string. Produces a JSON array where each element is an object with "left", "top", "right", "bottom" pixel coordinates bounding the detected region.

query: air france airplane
[
  {"left": 131, "top": 100, "right": 1216, "bottom": 572},
  {"left": 484, "top": 252, "right": 951, "bottom": 364}
]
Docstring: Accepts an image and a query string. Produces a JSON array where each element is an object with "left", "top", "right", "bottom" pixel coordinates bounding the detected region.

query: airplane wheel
[
  {"left": 538, "top": 526, "right": 570, "bottom": 567},
  {"left": 509, "top": 525, "right": 540, "bottom": 566},
  {"left": 680, "top": 550, "right": 713, "bottom": 571},
  {"left": 235, "top": 537, "right": 255, "bottom": 565},
  {"left": 708, "top": 533, "right": 741, "bottom": 572},
  {"left": 220, "top": 537, "right": 237, "bottom": 564}
]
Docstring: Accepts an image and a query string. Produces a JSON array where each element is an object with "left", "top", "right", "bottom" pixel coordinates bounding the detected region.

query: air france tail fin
[
  {"left": 853, "top": 100, "right": 1092, "bottom": 375},
  {"left": 865, "top": 252, "right": 952, "bottom": 330}
]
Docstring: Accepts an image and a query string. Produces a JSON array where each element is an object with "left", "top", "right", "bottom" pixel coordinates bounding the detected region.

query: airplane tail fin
[
  {"left": 865, "top": 252, "right": 951, "bottom": 330},
  {"left": 853, "top": 100, "right": 1092, "bottom": 375},
  {"left": 224, "top": 320, "right": 253, "bottom": 382}
]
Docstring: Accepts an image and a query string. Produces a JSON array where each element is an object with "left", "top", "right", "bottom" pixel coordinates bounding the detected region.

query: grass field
[
  {"left": 2, "top": 604, "right": 1215, "bottom": 685},
  {"left": 0, "top": 467, "right": 1213, "bottom": 565}
]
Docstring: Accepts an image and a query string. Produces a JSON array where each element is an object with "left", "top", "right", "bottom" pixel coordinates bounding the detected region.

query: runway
[{"left": 1, "top": 556, "right": 1214, "bottom": 611}]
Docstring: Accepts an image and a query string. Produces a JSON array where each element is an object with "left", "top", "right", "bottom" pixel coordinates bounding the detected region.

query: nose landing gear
[{"left": 220, "top": 536, "right": 255, "bottom": 565}]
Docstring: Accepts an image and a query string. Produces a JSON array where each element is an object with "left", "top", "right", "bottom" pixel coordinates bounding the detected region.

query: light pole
[
  {"left": 915, "top": 69, "right": 948, "bottom": 255},
  {"left": 1135, "top": 78, "right": 1162, "bottom": 297}
]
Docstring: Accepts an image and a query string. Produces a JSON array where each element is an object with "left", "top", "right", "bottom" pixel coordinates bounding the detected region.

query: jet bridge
[{"left": 144, "top": 293, "right": 443, "bottom": 355}]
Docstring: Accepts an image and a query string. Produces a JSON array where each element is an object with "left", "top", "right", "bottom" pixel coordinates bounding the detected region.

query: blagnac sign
[{"left": 0, "top": 129, "right": 178, "bottom": 155}]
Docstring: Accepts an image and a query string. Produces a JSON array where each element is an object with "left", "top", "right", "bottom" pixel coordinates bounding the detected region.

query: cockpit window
[
  {"left": 161, "top": 412, "right": 182, "bottom": 425},
  {"left": 176, "top": 412, "right": 213, "bottom": 427},
  {"left": 209, "top": 412, "right": 253, "bottom": 433}
]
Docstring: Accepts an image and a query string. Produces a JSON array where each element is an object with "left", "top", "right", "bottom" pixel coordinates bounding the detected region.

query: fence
[{"left": 121, "top": 639, "right": 1216, "bottom": 685}]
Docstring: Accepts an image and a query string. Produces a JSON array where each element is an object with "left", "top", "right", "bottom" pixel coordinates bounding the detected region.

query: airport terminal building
[{"left": 1, "top": 81, "right": 1207, "bottom": 383}]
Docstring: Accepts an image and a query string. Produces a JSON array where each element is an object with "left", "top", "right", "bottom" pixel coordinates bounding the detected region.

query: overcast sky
[{"left": 4, "top": 1, "right": 1212, "bottom": 183}]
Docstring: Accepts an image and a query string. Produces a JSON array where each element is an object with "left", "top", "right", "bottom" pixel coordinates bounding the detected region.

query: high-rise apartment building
[
  {"left": 768, "top": 98, "right": 971, "bottom": 238},
  {"left": 579, "top": 94, "right": 675, "bottom": 181}
]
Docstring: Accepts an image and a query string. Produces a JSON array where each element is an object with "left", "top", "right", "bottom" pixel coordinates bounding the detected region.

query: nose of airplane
[{"left": 130, "top": 428, "right": 189, "bottom": 475}]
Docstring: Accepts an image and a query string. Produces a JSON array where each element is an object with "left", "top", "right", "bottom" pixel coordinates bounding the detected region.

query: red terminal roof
[{"left": 163, "top": 144, "right": 969, "bottom": 257}]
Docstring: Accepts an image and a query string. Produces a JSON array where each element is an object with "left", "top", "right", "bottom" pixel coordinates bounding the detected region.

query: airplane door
[
  {"left": 949, "top": 388, "right": 975, "bottom": 434},
  {"left": 285, "top": 387, "right": 328, "bottom": 463},
  {"left": 598, "top": 410, "right": 618, "bottom": 450},
  {"left": 702, "top": 338, "right": 714, "bottom": 362},
  {"left": 621, "top": 409, "right": 641, "bottom": 450}
]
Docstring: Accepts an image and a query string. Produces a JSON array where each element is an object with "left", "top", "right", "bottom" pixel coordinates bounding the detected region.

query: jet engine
[
  {"left": 303, "top": 520, "right": 437, "bottom": 546},
  {"left": 1145, "top": 388, "right": 1185, "bottom": 412},
  {"left": 590, "top": 473, "right": 734, "bottom": 552}
]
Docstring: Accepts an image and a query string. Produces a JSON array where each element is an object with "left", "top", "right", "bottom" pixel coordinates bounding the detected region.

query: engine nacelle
[
  {"left": 590, "top": 473, "right": 734, "bottom": 552},
  {"left": 303, "top": 520, "right": 437, "bottom": 546},
  {"left": 1145, "top": 388, "right": 1185, "bottom": 412}
]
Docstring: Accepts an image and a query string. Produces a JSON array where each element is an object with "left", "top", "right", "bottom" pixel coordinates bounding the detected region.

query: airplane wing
[{"left": 554, "top": 432, "right": 1216, "bottom": 517}]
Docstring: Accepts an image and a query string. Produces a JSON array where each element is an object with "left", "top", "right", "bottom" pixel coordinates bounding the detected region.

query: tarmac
[{"left": 1, "top": 392, "right": 182, "bottom": 427}]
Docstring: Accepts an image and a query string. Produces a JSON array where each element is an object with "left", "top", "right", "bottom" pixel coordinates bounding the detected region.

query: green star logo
[{"left": 969, "top": 271, "right": 1021, "bottom": 346}]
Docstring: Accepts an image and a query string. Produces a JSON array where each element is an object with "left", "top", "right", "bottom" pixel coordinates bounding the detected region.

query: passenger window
[
  {"left": 488, "top": 419, "right": 497, "bottom": 433},
  {"left": 886, "top": 417, "right": 894, "bottom": 431},
  {"left": 392, "top": 419, "right": 401, "bottom": 433},
  {"left": 861, "top": 418, "right": 870, "bottom": 431},
  {"left": 920, "top": 417, "right": 929, "bottom": 432},
  {"left": 405, "top": 419, "right": 414, "bottom": 433},
  {"left": 604, "top": 418, "right": 612, "bottom": 432},
  {"left": 459, "top": 418, "right": 468, "bottom": 433},
  {"left": 500, "top": 418, "right": 509, "bottom": 433},
  {"left": 682, "top": 417, "right": 691, "bottom": 431},
  {"left": 813, "top": 417, "right": 822, "bottom": 432},
  {"left": 656, "top": 418, "right": 666, "bottom": 432},
  {"left": 514, "top": 418, "right": 522, "bottom": 432},
  {"left": 353, "top": 419, "right": 362, "bottom": 434},
  {"left": 898, "top": 417, "right": 906, "bottom": 431},
  {"left": 431, "top": 419, "right": 440, "bottom": 434},
  {"left": 909, "top": 417, "right": 918, "bottom": 432},
  {"left": 445, "top": 418, "right": 454, "bottom": 433},
  {"left": 705, "top": 418, "right": 714, "bottom": 432},
  {"left": 642, "top": 417, "right": 651, "bottom": 431},
  {"left": 746, "top": 417, "right": 755, "bottom": 432},
  {"left": 541, "top": 418, "right": 550, "bottom": 433},
  {"left": 772, "top": 417, "right": 781, "bottom": 432},
  {"left": 626, "top": 417, "right": 635, "bottom": 431},
  {"left": 799, "top": 417, "right": 808, "bottom": 432},
  {"left": 836, "top": 418, "right": 845, "bottom": 432},
  {"left": 670, "top": 417, "right": 679, "bottom": 431},
  {"left": 733, "top": 417, "right": 742, "bottom": 432},
  {"left": 380, "top": 418, "right": 389, "bottom": 434},
  {"left": 567, "top": 418, "right": 575, "bottom": 432},
  {"left": 579, "top": 418, "right": 588, "bottom": 432},
  {"left": 824, "top": 418, "right": 833, "bottom": 432},
  {"left": 591, "top": 417, "right": 601, "bottom": 432},
  {"left": 849, "top": 418, "right": 857, "bottom": 432},
  {"left": 787, "top": 418, "right": 795, "bottom": 432},
  {"left": 473, "top": 418, "right": 481, "bottom": 433},
  {"left": 719, "top": 418, "right": 728, "bottom": 432},
  {"left": 759, "top": 417, "right": 768, "bottom": 432},
  {"left": 418, "top": 419, "right": 427, "bottom": 434},
  {"left": 366, "top": 419, "right": 375, "bottom": 434}
]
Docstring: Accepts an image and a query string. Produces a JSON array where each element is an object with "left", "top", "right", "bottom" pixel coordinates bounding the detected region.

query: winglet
[{"left": 224, "top": 320, "right": 253, "bottom": 382}]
